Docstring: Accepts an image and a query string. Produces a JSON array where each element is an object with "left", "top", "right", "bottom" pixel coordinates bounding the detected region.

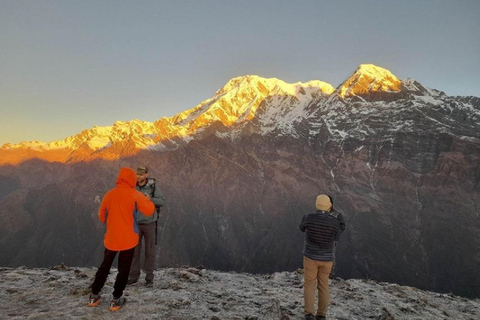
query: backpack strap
[
  {"left": 146, "top": 178, "right": 156, "bottom": 196},
  {"left": 150, "top": 178, "right": 156, "bottom": 195},
  {"left": 146, "top": 178, "right": 161, "bottom": 213}
]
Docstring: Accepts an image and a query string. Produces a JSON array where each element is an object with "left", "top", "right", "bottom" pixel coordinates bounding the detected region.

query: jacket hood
[{"left": 116, "top": 167, "right": 137, "bottom": 188}]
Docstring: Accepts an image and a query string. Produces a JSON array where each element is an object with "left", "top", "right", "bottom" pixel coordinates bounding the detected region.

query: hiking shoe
[
  {"left": 87, "top": 294, "right": 102, "bottom": 307},
  {"left": 316, "top": 316, "right": 326, "bottom": 320},
  {"left": 109, "top": 297, "right": 126, "bottom": 312},
  {"left": 145, "top": 280, "right": 153, "bottom": 287},
  {"left": 305, "top": 314, "right": 316, "bottom": 320},
  {"left": 127, "top": 278, "right": 138, "bottom": 285}
]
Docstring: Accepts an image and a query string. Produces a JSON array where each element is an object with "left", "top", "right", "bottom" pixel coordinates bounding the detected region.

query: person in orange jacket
[{"left": 88, "top": 167, "right": 155, "bottom": 311}]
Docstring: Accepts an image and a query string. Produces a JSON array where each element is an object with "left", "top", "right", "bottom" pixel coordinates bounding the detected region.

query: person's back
[
  {"left": 300, "top": 212, "right": 341, "bottom": 262},
  {"left": 99, "top": 168, "right": 154, "bottom": 251},
  {"left": 89, "top": 167, "right": 155, "bottom": 311},
  {"left": 299, "top": 194, "right": 345, "bottom": 320}
]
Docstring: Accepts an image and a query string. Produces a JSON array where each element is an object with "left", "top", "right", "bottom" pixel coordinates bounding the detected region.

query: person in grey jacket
[{"left": 127, "top": 166, "right": 166, "bottom": 286}]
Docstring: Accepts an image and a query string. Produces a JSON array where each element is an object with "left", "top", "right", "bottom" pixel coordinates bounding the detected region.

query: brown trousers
[
  {"left": 129, "top": 222, "right": 156, "bottom": 282},
  {"left": 303, "top": 256, "right": 333, "bottom": 316}
]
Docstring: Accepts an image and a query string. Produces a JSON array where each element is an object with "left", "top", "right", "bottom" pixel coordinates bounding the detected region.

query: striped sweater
[{"left": 299, "top": 210, "right": 345, "bottom": 261}]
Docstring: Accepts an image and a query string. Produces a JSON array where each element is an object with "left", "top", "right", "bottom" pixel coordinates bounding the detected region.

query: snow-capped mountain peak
[
  {"left": 216, "top": 75, "right": 334, "bottom": 97},
  {"left": 52, "top": 119, "right": 157, "bottom": 151},
  {"left": 338, "top": 64, "right": 402, "bottom": 98},
  {"left": 0, "top": 75, "right": 336, "bottom": 163},
  {"left": 155, "top": 75, "right": 334, "bottom": 140},
  {"left": 1, "top": 65, "right": 476, "bottom": 165}
]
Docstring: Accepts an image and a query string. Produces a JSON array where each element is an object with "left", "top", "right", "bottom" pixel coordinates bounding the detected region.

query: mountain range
[{"left": 0, "top": 64, "right": 479, "bottom": 298}]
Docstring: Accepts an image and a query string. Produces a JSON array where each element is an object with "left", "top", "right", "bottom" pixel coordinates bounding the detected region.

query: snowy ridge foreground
[{"left": 0, "top": 266, "right": 478, "bottom": 320}]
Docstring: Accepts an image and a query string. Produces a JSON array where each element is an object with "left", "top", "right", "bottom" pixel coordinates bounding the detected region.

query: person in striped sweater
[{"left": 299, "top": 194, "right": 345, "bottom": 320}]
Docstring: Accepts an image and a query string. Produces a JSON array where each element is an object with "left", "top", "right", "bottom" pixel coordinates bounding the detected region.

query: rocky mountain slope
[
  {"left": 0, "top": 64, "right": 479, "bottom": 298},
  {"left": 1, "top": 265, "right": 479, "bottom": 320}
]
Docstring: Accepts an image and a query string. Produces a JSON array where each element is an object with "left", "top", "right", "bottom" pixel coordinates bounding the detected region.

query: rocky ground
[{"left": 0, "top": 265, "right": 478, "bottom": 320}]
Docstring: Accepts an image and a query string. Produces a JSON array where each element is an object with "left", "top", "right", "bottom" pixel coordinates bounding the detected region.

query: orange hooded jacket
[{"left": 98, "top": 167, "right": 155, "bottom": 251}]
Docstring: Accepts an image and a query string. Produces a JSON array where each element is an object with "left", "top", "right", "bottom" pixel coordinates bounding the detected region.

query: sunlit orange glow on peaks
[
  {"left": 1, "top": 66, "right": 405, "bottom": 166},
  {"left": 338, "top": 64, "right": 402, "bottom": 98}
]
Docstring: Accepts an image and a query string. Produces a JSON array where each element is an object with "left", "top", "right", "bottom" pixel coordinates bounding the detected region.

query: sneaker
[
  {"left": 87, "top": 294, "right": 102, "bottom": 307},
  {"left": 145, "top": 280, "right": 153, "bottom": 287},
  {"left": 127, "top": 278, "right": 138, "bottom": 286},
  {"left": 305, "top": 314, "right": 316, "bottom": 320},
  {"left": 109, "top": 297, "right": 126, "bottom": 312}
]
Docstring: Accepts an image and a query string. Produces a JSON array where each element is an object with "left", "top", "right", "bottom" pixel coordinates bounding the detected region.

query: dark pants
[
  {"left": 129, "top": 222, "right": 156, "bottom": 282},
  {"left": 91, "top": 247, "right": 135, "bottom": 298}
]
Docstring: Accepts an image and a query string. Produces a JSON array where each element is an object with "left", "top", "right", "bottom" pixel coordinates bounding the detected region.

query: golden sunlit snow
[
  {"left": 0, "top": 65, "right": 409, "bottom": 164},
  {"left": 338, "top": 64, "right": 402, "bottom": 98}
]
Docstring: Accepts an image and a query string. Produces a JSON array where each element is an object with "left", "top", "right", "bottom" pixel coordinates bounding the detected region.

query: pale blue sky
[{"left": 1, "top": 0, "right": 479, "bottom": 145}]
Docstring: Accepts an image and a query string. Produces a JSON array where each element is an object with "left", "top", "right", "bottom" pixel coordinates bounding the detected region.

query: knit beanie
[{"left": 316, "top": 194, "right": 332, "bottom": 211}]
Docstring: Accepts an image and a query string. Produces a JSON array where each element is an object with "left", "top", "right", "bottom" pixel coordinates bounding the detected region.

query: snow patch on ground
[{"left": 0, "top": 266, "right": 479, "bottom": 320}]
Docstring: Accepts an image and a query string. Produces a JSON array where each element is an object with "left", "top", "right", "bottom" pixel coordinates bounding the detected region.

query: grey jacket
[{"left": 136, "top": 178, "right": 166, "bottom": 224}]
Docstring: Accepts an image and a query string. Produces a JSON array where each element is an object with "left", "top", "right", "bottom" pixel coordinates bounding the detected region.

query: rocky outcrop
[{"left": 1, "top": 266, "right": 479, "bottom": 319}]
